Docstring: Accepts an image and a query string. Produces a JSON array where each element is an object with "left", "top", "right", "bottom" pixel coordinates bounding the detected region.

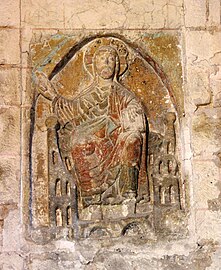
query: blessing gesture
[{"left": 35, "top": 71, "right": 58, "bottom": 101}]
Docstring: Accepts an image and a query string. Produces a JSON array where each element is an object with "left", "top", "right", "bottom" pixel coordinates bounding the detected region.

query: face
[{"left": 94, "top": 48, "right": 117, "bottom": 79}]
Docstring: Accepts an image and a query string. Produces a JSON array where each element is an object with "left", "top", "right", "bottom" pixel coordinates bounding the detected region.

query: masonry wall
[{"left": 0, "top": 0, "right": 221, "bottom": 269}]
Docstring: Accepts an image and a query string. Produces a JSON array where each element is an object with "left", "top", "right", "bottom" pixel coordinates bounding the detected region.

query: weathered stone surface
[
  {"left": 28, "top": 251, "right": 85, "bottom": 270},
  {"left": 185, "top": 31, "right": 221, "bottom": 109},
  {"left": 186, "top": 31, "right": 221, "bottom": 64},
  {"left": 208, "top": 0, "right": 221, "bottom": 26},
  {"left": 65, "top": 0, "right": 128, "bottom": 29},
  {"left": 210, "top": 65, "right": 221, "bottom": 108},
  {"left": 21, "top": 0, "right": 65, "bottom": 28},
  {"left": 186, "top": 64, "right": 211, "bottom": 107},
  {"left": 167, "top": 3, "right": 183, "bottom": 29},
  {"left": 184, "top": 0, "right": 206, "bottom": 28},
  {"left": 0, "top": 203, "right": 17, "bottom": 221},
  {"left": 0, "top": 0, "right": 20, "bottom": 27},
  {"left": 195, "top": 210, "right": 221, "bottom": 241},
  {"left": 22, "top": 238, "right": 218, "bottom": 269},
  {"left": 157, "top": 239, "right": 218, "bottom": 270},
  {"left": 94, "top": 253, "right": 133, "bottom": 270},
  {"left": 63, "top": 0, "right": 183, "bottom": 29},
  {"left": 0, "top": 252, "right": 24, "bottom": 270},
  {"left": 0, "top": 68, "right": 20, "bottom": 106},
  {"left": 192, "top": 160, "right": 220, "bottom": 209},
  {"left": 0, "top": 108, "right": 20, "bottom": 156},
  {"left": 208, "top": 195, "right": 221, "bottom": 212},
  {"left": 0, "top": 0, "right": 221, "bottom": 268},
  {"left": 0, "top": 158, "right": 20, "bottom": 203},
  {"left": 207, "top": 245, "right": 221, "bottom": 270},
  {"left": 2, "top": 209, "right": 21, "bottom": 252},
  {"left": 0, "top": 29, "right": 20, "bottom": 65},
  {"left": 140, "top": 32, "right": 184, "bottom": 116},
  {"left": 29, "top": 259, "right": 59, "bottom": 270},
  {"left": 191, "top": 108, "right": 221, "bottom": 157}
]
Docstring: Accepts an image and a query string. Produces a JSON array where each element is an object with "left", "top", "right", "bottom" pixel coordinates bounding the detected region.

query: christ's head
[{"left": 93, "top": 46, "right": 119, "bottom": 80}]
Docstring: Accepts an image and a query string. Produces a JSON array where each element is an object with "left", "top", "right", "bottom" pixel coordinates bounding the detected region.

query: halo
[{"left": 84, "top": 37, "right": 128, "bottom": 77}]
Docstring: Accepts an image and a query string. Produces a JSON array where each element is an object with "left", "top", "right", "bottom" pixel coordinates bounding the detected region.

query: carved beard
[{"left": 99, "top": 66, "right": 114, "bottom": 79}]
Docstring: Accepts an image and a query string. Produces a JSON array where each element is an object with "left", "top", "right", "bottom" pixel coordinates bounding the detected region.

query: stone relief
[{"left": 30, "top": 35, "right": 187, "bottom": 240}]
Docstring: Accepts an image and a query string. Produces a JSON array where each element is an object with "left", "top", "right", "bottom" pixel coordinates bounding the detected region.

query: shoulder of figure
[
  {"left": 70, "top": 81, "right": 96, "bottom": 101},
  {"left": 55, "top": 82, "right": 95, "bottom": 105},
  {"left": 114, "top": 82, "right": 137, "bottom": 99}
]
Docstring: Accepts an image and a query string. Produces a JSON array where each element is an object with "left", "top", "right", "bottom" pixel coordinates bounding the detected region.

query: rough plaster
[{"left": 0, "top": 0, "right": 221, "bottom": 269}]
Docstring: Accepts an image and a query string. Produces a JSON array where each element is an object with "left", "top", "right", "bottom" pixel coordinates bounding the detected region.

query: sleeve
[
  {"left": 120, "top": 98, "right": 146, "bottom": 132},
  {"left": 54, "top": 97, "right": 77, "bottom": 126}
]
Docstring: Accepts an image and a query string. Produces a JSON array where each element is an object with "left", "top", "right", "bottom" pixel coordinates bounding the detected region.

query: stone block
[
  {"left": 192, "top": 160, "right": 220, "bottom": 209},
  {"left": 185, "top": 33, "right": 207, "bottom": 66},
  {"left": 210, "top": 65, "right": 221, "bottom": 108},
  {"left": 195, "top": 209, "right": 221, "bottom": 241},
  {"left": 21, "top": 67, "right": 33, "bottom": 107},
  {"left": 21, "top": 0, "right": 65, "bottom": 28},
  {"left": 168, "top": 0, "right": 183, "bottom": 5},
  {"left": 98, "top": 254, "right": 132, "bottom": 270},
  {"left": 28, "top": 259, "right": 58, "bottom": 270},
  {"left": 207, "top": 246, "right": 221, "bottom": 270},
  {"left": 0, "top": 204, "right": 17, "bottom": 221},
  {"left": 64, "top": 0, "right": 183, "bottom": 29},
  {"left": 102, "top": 198, "right": 136, "bottom": 220},
  {"left": 186, "top": 64, "right": 211, "bottom": 106},
  {"left": 20, "top": 107, "right": 31, "bottom": 164},
  {"left": 0, "top": 0, "right": 20, "bottom": 27},
  {"left": 208, "top": 0, "right": 221, "bottom": 26},
  {"left": 122, "top": 0, "right": 154, "bottom": 29},
  {"left": 0, "top": 68, "right": 20, "bottom": 106},
  {"left": 191, "top": 108, "right": 221, "bottom": 157},
  {"left": 124, "top": 0, "right": 180, "bottom": 29},
  {"left": 2, "top": 209, "right": 21, "bottom": 252},
  {"left": 186, "top": 31, "right": 221, "bottom": 64},
  {"left": 0, "top": 220, "right": 3, "bottom": 248},
  {"left": 0, "top": 107, "right": 20, "bottom": 156},
  {"left": 150, "top": 1, "right": 168, "bottom": 29},
  {"left": 167, "top": 3, "right": 183, "bottom": 28},
  {"left": 0, "top": 157, "right": 20, "bottom": 203},
  {"left": 208, "top": 33, "right": 221, "bottom": 65},
  {"left": 28, "top": 252, "right": 83, "bottom": 270},
  {"left": 185, "top": 0, "right": 206, "bottom": 27},
  {"left": 185, "top": 32, "right": 221, "bottom": 109},
  {"left": 0, "top": 29, "right": 20, "bottom": 65},
  {"left": 64, "top": 0, "right": 128, "bottom": 29},
  {"left": 0, "top": 252, "right": 24, "bottom": 270},
  {"left": 79, "top": 205, "right": 102, "bottom": 221},
  {"left": 180, "top": 120, "right": 193, "bottom": 160}
]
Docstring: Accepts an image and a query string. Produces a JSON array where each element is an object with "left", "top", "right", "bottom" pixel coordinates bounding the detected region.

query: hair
[{"left": 92, "top": 45, "right": 120, "bottom": 79}]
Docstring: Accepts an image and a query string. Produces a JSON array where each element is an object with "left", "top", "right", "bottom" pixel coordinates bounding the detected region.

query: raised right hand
[{"left": 35, "top": 71, "right": 57, "bottom": 100}]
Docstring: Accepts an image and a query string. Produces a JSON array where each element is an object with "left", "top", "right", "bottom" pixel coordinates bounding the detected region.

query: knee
[
  {"left": 125, "top": 132, "right": 142, "bottom": 147},
  {"left": 122, "top": 132, "right": 143, "bottom": 167}
]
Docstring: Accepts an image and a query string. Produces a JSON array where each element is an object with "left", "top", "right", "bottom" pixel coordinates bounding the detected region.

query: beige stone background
[{"left": 0, "top": 0, "right": 221, "bottom": 269}]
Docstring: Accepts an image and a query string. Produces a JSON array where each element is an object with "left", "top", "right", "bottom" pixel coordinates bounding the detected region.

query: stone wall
[{"left": 0, "top": 0, "right": 221, "bottom": 269}]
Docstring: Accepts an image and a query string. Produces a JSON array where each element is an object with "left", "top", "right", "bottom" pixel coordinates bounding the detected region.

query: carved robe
[{"left": 54, "top": 81, "right": 148, "bottom": 201}]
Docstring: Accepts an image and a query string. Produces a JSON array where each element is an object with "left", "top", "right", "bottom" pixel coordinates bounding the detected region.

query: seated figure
[{"left": 37, "top": 44, "right": 148, "bottom": 209}]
